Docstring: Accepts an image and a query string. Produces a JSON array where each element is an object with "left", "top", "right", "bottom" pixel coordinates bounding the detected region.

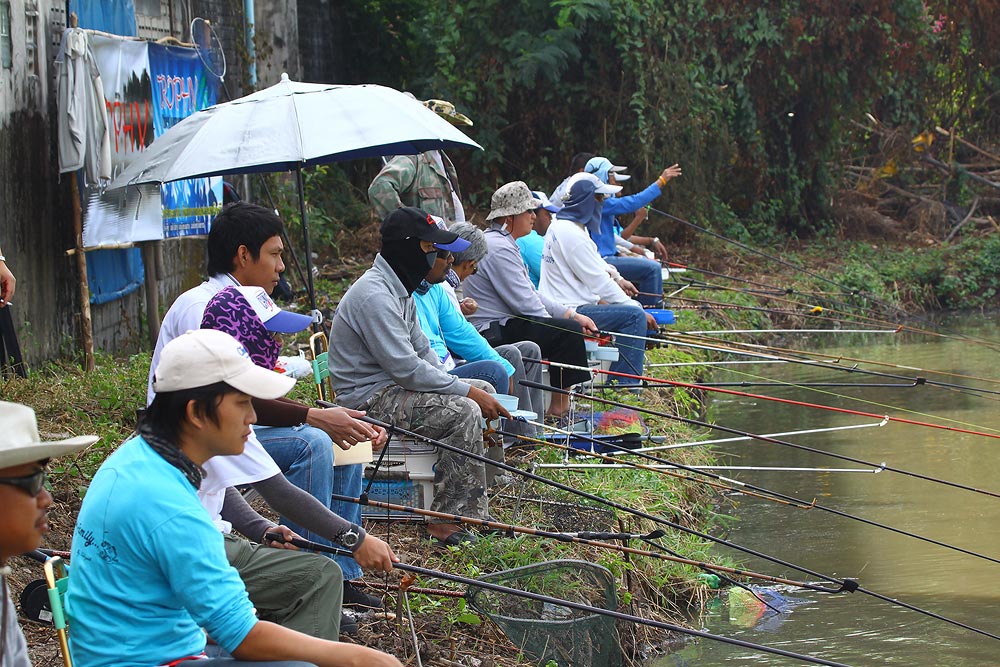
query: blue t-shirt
[
  {"left": 590, "top": 182, "right": 662, "bottom": 257},
  {"left": 413, "top": 283, "right": 514, "bottom": 376},
  {"left": 516, "top": 230, "right": 545, "bottom": 289},
  {"left": 67, "top": 436, "right": 258, "bottom": 667}
]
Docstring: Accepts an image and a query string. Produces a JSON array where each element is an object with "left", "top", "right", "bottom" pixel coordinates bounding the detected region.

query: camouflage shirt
[{"left": 368, "top": 151, "right": 463, "bottom": 225}]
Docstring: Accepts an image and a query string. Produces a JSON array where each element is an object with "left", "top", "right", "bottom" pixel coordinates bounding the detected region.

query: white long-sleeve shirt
[{"left": 539, "top": 217, "right": 631, "bottom": 308}]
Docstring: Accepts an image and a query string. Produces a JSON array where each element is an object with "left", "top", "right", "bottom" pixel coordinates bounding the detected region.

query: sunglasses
[
  {"left": 0, "top": 468, "right": 48, "bottom": 497},
  {"left": 436, "top": 249, "right": 453, "bottom": 260}
]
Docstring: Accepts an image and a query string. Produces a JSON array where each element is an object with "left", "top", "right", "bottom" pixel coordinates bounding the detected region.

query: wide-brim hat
[
  {"left": 381, "top": 206, "right": 471, "bottom": 252},
  {"left": 486, "top": 181, "right": 542, "bottom": 221},
  {"left": 152, "top": 329, "right": 295, "bottom": 399},
  {"left": 0, "top": 402, "right": 98, "bottom": 469},
  {"left": 423, "top": 99, "right": 473, "bottom": 127}
]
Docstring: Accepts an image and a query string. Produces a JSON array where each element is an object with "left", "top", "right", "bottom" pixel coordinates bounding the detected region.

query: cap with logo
[
  {"left": 222, "top": 286, "right": 313, "bottom": 334},
  {"left": 380, "top": 206, "right": 471, "bottom": 252},
  {"left": 152, "top": 329, "right": 295, "bottom": 399}
]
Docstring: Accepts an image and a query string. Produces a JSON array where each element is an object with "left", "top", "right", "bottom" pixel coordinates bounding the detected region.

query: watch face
[{"left": 342, "top": 530, "right": 359, "bottom": 547}]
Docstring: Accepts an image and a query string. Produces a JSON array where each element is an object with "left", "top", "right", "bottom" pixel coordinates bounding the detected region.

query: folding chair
[
  {"left": 44, "top": 556, "right": 73, "bottom": 667},
  {"left": 308, "top": 331, "right": 335, "bottom": 402}
]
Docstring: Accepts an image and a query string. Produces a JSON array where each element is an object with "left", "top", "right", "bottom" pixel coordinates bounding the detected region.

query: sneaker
[
  {"left": 339, "top": 610, "right": 359, "bottom": 636},
  {"left": 343, "top": 581, "right": 383, "bottom": 611}
]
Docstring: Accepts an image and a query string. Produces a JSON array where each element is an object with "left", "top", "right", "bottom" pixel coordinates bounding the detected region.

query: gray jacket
[
  {"left": 329, "top": 254, "right": 471, "bottom": 408},
  {"left": 464, "top": 226, "right": 569, "bottom": 330}
]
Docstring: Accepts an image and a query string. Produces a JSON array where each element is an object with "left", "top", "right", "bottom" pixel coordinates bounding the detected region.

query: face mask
[{"left": 426, "top": 250, "right": 438, "bottom": 269}]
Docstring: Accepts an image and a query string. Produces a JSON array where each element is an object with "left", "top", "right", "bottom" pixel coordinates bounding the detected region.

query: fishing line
[
  {"left": 660, "top": 330, "right": 1000, "bottom": 403},
  {"left": 328, "top": 497, "right": 841, "bottom": 593},
  {"left": 533, "top": 356, "right": 1000, "bottom": 439},
  {"left": 264, "top": 533, "right": 857, "bottom": 667},
  {"left": 637, "top": 328, "right": 1000, "bottom": 405},
  {"left": 512, "top": 417, "right": 1000, "bottom": 566},
  {"left": 636, "top": 421, "right": 886, "bottom": 454},
  {"left": 520, "top": 378, "right": 1000, "bottom": 497},
  {"left": 318, "top": 402, "right": 1000, "bottom": 641}
]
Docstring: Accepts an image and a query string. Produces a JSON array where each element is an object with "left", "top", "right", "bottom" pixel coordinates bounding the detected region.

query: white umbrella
[{"left": 110, "top": 73, "right": 481, "bottom": 308}]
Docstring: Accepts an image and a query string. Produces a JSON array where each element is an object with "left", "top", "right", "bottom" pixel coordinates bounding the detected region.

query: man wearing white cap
[
  {"left": 67, "top": 329, "right": 402, "bottom": 667},
  {"left": 584, "top": 156, "right": 682, "bottom": 308},
  {"left": 0, "top": 402, "right": 97, "bottom": 667}
]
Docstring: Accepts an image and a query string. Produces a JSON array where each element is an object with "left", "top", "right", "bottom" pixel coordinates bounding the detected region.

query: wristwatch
[{"left": 340, "top": 526, "right": 361, "bottom": 548}]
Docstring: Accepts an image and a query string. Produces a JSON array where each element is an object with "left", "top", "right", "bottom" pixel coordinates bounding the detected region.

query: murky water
[{"left": 652, "top": 317, "right": 1000, "bottom": 667}]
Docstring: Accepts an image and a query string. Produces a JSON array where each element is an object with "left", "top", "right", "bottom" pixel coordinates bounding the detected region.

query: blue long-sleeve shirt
[
  {"left": 67, "top": 436, "right": 258, "bottom": 667},
  {"left": 413, "top": 283, "right": 515, "bottom": 376},
  {"left": 590, "top": 181, "right": 662, "bottom": 257}
]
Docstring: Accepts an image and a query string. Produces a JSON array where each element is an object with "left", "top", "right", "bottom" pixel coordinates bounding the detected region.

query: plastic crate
[{"left": 361, "top": 476, "right": 434, "bottom": 521}]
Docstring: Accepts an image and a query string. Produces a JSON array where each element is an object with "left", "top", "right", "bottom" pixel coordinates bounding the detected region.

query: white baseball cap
[
  {"left": 230, "top": 286, "right": 314, "bottom": 334},
  {"left": 566, "top": 172, "right": 622, "bottom": 196},
  {"left": 152, "top": 329, "right": 295, "bottom": 398},
  {"left": 0, "top": 402, "right": 98, "bottom": 469}
]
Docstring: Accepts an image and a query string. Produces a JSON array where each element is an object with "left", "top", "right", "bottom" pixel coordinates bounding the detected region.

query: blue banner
[{"left": 147, "top": 43, "right": 221, "bottom": 237}]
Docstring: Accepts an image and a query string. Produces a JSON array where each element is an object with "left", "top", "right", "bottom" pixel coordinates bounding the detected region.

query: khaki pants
[{"left": 223, "top": 533, "right": 343, "bottom": 640}]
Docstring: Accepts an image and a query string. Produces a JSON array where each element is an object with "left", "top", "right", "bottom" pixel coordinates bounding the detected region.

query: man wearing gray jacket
[{"left": 329, "top": 207, "right": 509, "bottom": 546}]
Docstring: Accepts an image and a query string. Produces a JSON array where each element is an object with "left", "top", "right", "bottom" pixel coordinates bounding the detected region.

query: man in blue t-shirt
[{"left": 67, "top": 329, "right": 402, "bottom": 667}]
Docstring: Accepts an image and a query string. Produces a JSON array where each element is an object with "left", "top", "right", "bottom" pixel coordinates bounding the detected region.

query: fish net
[{"left": 467, "top": 559, "right": 621, "bottom": 667}]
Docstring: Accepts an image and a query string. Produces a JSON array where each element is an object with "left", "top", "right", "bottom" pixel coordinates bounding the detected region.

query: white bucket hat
[
  {"left": 152, "top": 329, "right": 295, "bottom": 399},
  {"left": 0, "top": 402, "right": 98, "bottom": 469}
]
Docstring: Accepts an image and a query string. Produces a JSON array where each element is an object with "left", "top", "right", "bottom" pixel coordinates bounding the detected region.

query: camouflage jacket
[{"left": 367, "top": 151, "right": 462, "bottom": 224}]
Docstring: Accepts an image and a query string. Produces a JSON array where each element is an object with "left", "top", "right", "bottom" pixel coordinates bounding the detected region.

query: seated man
[
  {"left": 148, "top": 202, "right": 381, "bottom": 608},
  {"left": 445, "top": 222, "right": 545, "bottom": 429},
  {"left": 329, "top": 207, "right": 509, "bottom": 546},
  {"left": 199, "top": 286, "right": 398, "bottom": 636},
  {"left": 413, "top": 226, "right": 543, "bottom": 435},
  {"left": 67, "top": 329, "right": 402, "bottom": 667},
  {"left": 462, "top": 184, "right": 594, "bottom": 417},
  {"left": 539, "top": 174, "right": 649, "bottom": 388},
  {"left": 516, "top": 190, "right": 559, "bottom": 289},
  {"left": 584, "top": 156, "right": 682, "bottom": 307},
  {"left": 0, "top": 402, "right": 97, "bottom": 667}
]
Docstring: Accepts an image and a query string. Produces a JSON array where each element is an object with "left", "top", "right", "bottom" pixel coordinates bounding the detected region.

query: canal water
[{"left": 653, "top": 317, "right": 1000, "bottom": 666}]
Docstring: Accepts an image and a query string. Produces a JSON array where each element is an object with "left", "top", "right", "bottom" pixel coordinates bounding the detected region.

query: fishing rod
[
  {"left": 658, "top": 329, "right": 1000, "bottom": 400},
  {"left": 264, "top": 533, "right": 857, "bottom": 667},
  {"left": 663, "top": 259, "right": 865, "bottom": 300},
  {"left": 680, "top": 328, "right": 900, "bottom": 335},
  {"left": 694, "top": 380, "right": 923, "bottom": 389},
  {"left": 703, "top": 334, "right": 1000, "bottom": 388},
  {"left": 329, "top": 496, "right": 844, "bottom": 593},
  {"left": 513, "top": 429, "right": 826, "bottom": 505},
  {"left": 325, "top": 404, "right": 1000, "bottom": 642},
  {"left": 535, "top": 356, "right": 1000, "bottom": 440},
  {"left": 523, "top": 374, "right": 1000, "bottom": 497},
  {"left": 635, "top": 421, "right": 886, "bottom": 453},
  {"left": 513, "top": 414, "right": 1000, "bottom": 566}
]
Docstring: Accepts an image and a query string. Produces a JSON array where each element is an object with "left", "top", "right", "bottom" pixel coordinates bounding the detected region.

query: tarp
[{"left": 69, "top": 0, "right": 137, "bottom": 37}]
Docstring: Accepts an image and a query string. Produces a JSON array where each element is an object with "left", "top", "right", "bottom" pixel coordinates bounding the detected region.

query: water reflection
[{"left": 652, "top": 318, "right": 1000, "bottom": 666}]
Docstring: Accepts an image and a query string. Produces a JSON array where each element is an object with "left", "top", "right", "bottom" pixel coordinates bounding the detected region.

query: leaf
[{"left": 455, "top": 612, "right": 482, "bottom": 625}]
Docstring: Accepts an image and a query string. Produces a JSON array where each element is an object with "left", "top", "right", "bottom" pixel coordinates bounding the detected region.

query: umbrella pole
[{"left": 296, "top": 167, "right": 318, "bottom": 312}]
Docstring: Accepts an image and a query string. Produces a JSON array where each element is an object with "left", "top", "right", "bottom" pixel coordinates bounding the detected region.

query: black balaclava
[{"left": 381, "top": 237, "right": 436, "bottom": 295}]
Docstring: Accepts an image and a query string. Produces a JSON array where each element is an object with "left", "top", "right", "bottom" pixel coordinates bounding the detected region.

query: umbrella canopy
[
  {"left": 110, "top": 73, "right": 481, "bottom": 188},
  {"left": 108, "top": 74, "right": 481, "bottom": 312}
]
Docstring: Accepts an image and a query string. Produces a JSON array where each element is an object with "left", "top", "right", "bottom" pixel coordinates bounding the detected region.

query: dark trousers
[{"left": 499, "top": 316, "right": 591, "bottom": 388}]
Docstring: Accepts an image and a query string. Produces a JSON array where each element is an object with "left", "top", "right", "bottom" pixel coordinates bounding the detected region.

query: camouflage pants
[{"left": 364, "top": 380, "right": 492, "bottom": 522}]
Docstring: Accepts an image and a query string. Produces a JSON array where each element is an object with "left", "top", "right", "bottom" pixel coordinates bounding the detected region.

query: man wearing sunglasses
[{"left": 0, "top": 401, "right": 98, "bottom": 666}]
